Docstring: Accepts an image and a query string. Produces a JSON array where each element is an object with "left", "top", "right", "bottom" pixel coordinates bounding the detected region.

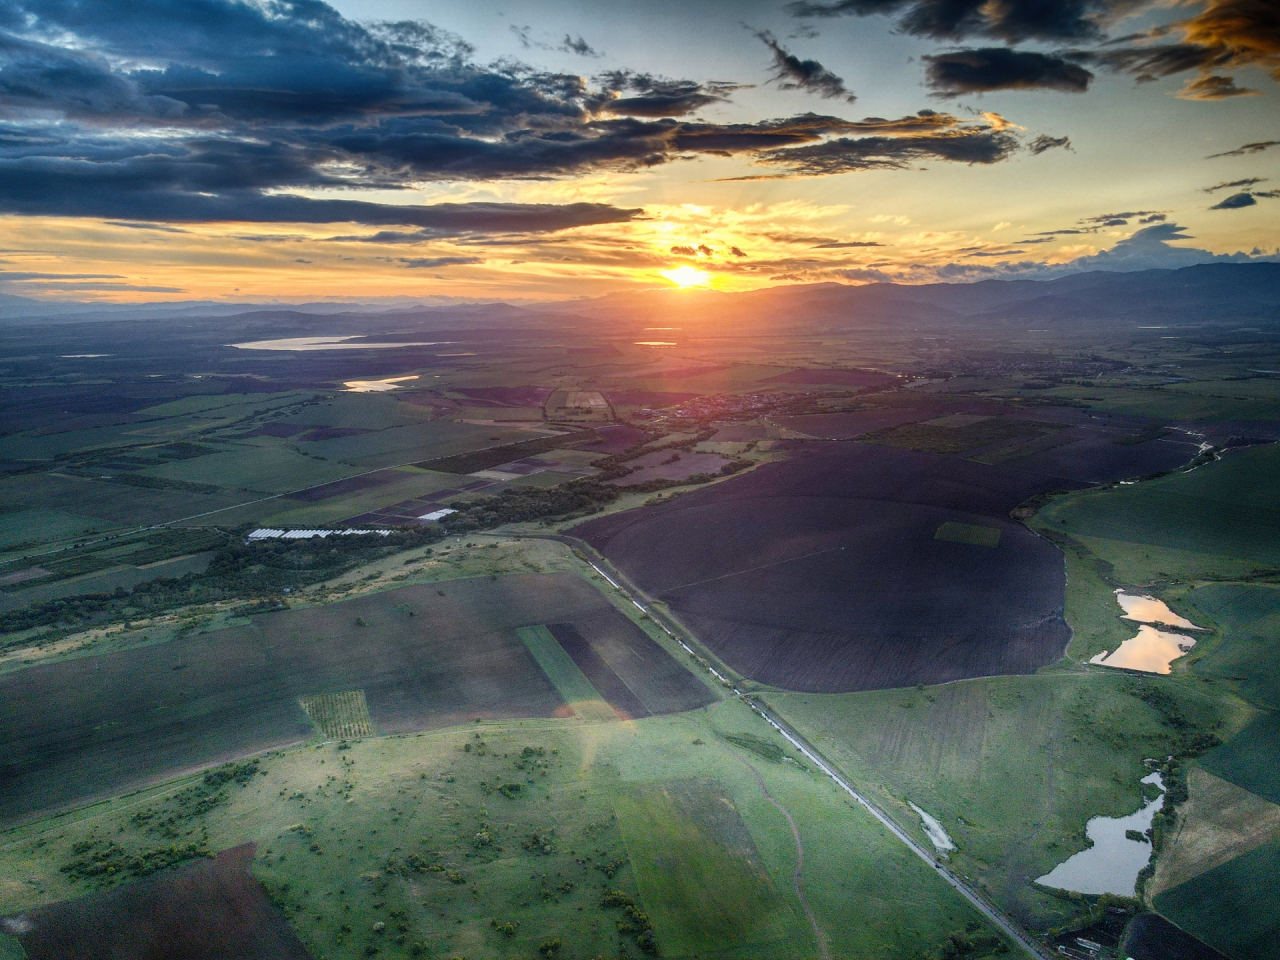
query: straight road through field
[{"left": 543, "top": 532, "right": 1055, "bottom": 960}]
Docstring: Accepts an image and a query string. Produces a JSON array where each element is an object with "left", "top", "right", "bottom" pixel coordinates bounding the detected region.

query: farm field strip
[
  {"left": 514, "top": 625, "right": 616, "bottom": 722},
  {"left": 551, "top": 534, "right": 1051, "bottom": 960}
]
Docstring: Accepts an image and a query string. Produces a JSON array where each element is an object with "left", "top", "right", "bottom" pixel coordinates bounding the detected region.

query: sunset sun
[{"left": 660, "top": 265, "right": 712, "bottom": 288}]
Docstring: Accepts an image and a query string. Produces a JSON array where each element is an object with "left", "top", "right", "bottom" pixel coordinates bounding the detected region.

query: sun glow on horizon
[{"left": 659, "top": 265, "right": 712, "bottom": 288}]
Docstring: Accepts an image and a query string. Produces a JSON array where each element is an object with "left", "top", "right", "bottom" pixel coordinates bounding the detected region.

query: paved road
[{"left": 547, "top": 532, "right": 1055, "bottom": 960}]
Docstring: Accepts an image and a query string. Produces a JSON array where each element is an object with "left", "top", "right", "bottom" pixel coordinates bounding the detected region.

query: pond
[
  {"left": 231, "top": 336, "right": 448, "bottom": 351},
  {"left": 1090, "top": 625, "right": 1196, "bottom": 674},
  {"left": 1036, "top": 773, "right": 1164, "bottom": 896},
  {"left": 908, "top": 801, "right": 956, "bottom": 855},
  {"left": 342, "top": 375, "right": 419, "bottom": 392},
  {"left": 1115, "top": 590, "right": 1202, "bottom": 630}
]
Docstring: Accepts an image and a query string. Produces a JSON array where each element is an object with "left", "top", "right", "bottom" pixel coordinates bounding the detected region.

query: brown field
[
  {"left": 1150, "top": 767, "right": 1280, "bottom": 896},
  {"left": 548, "top": 623, "right": 650, "bottom": 719},
  {"left": 559, "top": 608, "right": 715, "bottom": 715},
  {"left": 4, "top": 844, "right": 311, "bottom": 960},
  {"left": 0, "top": 573, "right": 627, "bottom": 823}
]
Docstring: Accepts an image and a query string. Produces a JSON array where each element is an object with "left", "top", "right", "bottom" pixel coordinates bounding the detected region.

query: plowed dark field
[
  {"left": 6, "top": 844, "right": 311, "bottom": 960},
  {"left": 579, "top": 439, "right": 1198, "bottom": 693},
  {"left": 549, "top": 607, "right": 713, "bottom": 718},
  {"left": 0, "top": 574, "right": 617, "bottom": 823}
]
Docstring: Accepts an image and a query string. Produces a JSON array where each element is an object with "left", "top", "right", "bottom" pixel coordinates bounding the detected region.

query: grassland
[
  {"left": 1034, "top": 444, "right": 1280, "bottom": 583},
  {"left": 0, "top": 699, "right": 1008, "bottom": 960},
  {"left": 1185, "top": 583, "right": 1280, "bottom": 710},
  {"left": 765, "top": 671, "right": 1247, "bottom": 932}
]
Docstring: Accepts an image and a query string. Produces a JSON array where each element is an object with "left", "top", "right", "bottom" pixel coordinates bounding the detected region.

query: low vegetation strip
[
  {"left": 865, "top": 417, "right": 1059, "bottom": 456},
  {"left": 515, "top": 625, "right": 615, "bottom": 722},
  {"left": 299, "top": 690, "right": 373, "bottom": 740}
]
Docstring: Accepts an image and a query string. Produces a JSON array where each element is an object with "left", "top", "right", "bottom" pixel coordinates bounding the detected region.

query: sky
[{"left": 0, "top": 0, "right": 1278, "bottom": 301}]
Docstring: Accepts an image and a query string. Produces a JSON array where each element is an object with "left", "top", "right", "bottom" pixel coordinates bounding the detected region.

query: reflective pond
[{"left": 1037, "top": 773, "right": 1164, "bottom": 896}]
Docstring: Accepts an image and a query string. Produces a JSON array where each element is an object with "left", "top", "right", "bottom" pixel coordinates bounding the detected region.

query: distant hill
[
  {"left": 532, "top": 263, "right": 1280, "bottom": 332},
  {"left": 4, "top": 262, "right": 1277, "bottom": 331}
]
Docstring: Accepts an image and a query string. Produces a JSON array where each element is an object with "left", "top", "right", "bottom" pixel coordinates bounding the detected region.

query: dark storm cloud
[
  {"left": 924, "top": 49, "right": 1093, "bottom": 96},
  {"left": 561, "top": 36, "right": 599, "bottom": 57},
  {"left": 0, "top": 0, "right": 1043, "bottom": 226},
  {"left": 1020, "top": 213, "right": 1160, "bottom": 242},
  {"left": 1177, "top": 74, "right": 1258, "bottom": 99},
  {"left": 784, "top": 0, "right": 1142, "bottom": 43},
  {"left": 788, "top": 1, "right": 1277, "bottom": 101},
  {"left": 103, "top": 221, "right": 190, "bottom": 233},
  {"left": 1210, "top": 189, "right": 1280, "bottom": 209},
  {"left": 1028, "top": 134, "right": 1072, "bottom": 153},
  {"left": 1077, "top": 1, "right": 1279, "bottom": 93},
  {"left": 591, "top": 72, "right": 745, "bottom": 117},
  {"left": 1204, "top": 177, "right": 1267, "bottom": 192},
  {"left": 1079, "top": 210, "right": 1163, "bottom": 225},
  {"left": 752, "top": 124, "right": 1020, "bottom": 175},
  {"left": 755, "top": 31, "right": 856, "bottom": 102},
  {"left": 1212, "top": 192, "right": 1257, "bottom": 208},
  {"left": 511, "top": 26, "right": 600, "bottom": 58},
  {"left": 1209, "top": 140, "right": 1280, "bottom": 157}
]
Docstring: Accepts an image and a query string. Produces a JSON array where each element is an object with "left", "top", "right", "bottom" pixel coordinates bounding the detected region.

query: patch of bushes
[{"left": 60, "top": 839, "right": 210, "bottom": 884}]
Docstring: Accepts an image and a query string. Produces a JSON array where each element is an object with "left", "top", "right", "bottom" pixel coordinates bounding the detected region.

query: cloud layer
[{"left": 0, "top": 0, "right": 1061, "bottom": 232}]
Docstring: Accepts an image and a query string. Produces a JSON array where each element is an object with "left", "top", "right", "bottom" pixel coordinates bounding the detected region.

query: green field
[
  {"left": 766, "top": 671, "right": 1247, "bottom": 932},
  {"left": 0, "top": 700, "right": 1005, "bottom": 960},
  {"left": 0, "top": 509, "right": 116, "bottom": 550},
  {"left": 616, "top": 779, "right": 796, "bottom": 956},
  {"left": 1029, "top": 385, "right": 1280, "bottom": 422},
  {"left": 1199, "top": 713, "right": 1280, "bottom": 805},
  {"left": 935, "top": 522, "right": 1002, "bottom": 548},
  {"left": 143, "top": 443, "right": 359, "bottom": 493},
  {"left": 1154, "top": 836, "right": 1280, "bottom": 960},
  {"left": 1186, "top": 583, "right": 1280, "bottom": 710},
  {"left": 1035, "top": 445, "right": 1280, "bottom": 582}
]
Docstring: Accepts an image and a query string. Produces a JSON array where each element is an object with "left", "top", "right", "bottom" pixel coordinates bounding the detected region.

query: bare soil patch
[{"left": 5, "top": 843, "right": 312, "bottom": 960}]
